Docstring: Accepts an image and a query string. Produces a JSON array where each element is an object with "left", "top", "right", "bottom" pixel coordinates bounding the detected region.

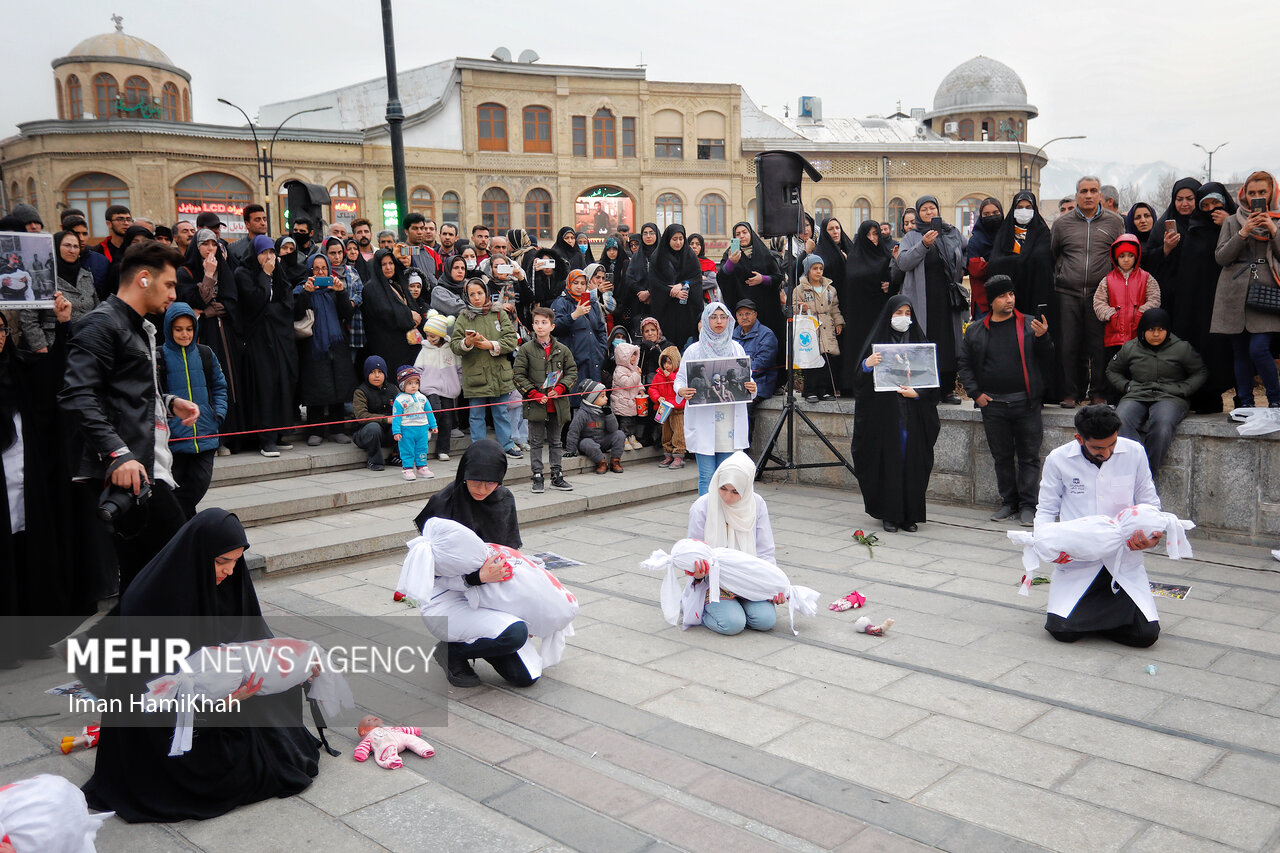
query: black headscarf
[
  {"left": 553, "top": 226, "right": 582, "bottom": 269},
  {"left": 647, "top": 224, "right": 703, "bottom": 346},
  {"left": 53, "top": 230, "right": 82, "bottom": 286},
  {"left": 1124, "top": 203, "right": 1157, "bottom": 241},
  {"left": 439, "top": 254, "right": 469, "bottom": 296},
  {"left": 815, "top": 217, "right": 854, "bottom": 287},
  {"left": 848, "top": 220, "right": 890, "bottom": 285},
  {"left": 1147, "top": 177, "right": 1202, "bottom": 252},
  {"left": 913, "top": 195, "right": 964, "bottom": 283},
  {"left": 413, "top": 440, "right": 521, "bottom": 548},
  {"left": 650, "top": 224, "right": 700, "bottom": 285},
  {"left": 507, "top": 228, "right": 537, "bottom": 262},
  {"left": 1136, "top": 307, "right": 1172, "bottom": 349},
  {"left": 638, "top": 222, "right": 661, "bottom": 260},
  {"left": 370, "top": 246, "right": 409, "bottom": 301},
  {"left": 857, "top": 294, "right": 928, "bottom": 361},
  {"left": 688, "top": 233, "right": 708, "bottom": 259},
  {"left": 965, "top": 198, "right": 1004, "bottom": 262},
  {"left": 275, "top": 235, "right": 308, "bottom": 286}
]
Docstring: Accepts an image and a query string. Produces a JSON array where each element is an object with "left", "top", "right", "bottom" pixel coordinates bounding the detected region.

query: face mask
[
  {"left": 578, "top": 244, "right": 588, "bottom": 254},
  {"left": 292, "top": 232, "right": 308, "bottom": 243},
  {"left": 1013, "top": 209, "right": 1034, "bottom": 226},
  {"left": 890, "top": 315, "right": 912, "bottom": 333},
  {"left": 465, "top": 259, "right": 476, "bottom": 270},
  {"left": 981, "top": 215, "right": 1003, "bottom": 231}
]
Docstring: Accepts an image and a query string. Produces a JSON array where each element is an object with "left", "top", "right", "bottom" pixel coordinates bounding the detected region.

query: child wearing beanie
[
  {"left": 392, "top": 366, "right": 437, "bottom": 480},
  {"left": 414, "top": 310, "right": 461, "bottom": 460},
  {"left": 566, "top": 379, "right": 627, "bottom": 474}
]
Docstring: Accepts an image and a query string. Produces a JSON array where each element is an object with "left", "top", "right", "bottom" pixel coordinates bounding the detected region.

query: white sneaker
[
  {"left": 260, "top": 448, "right": 280, "bottom": 458},
  {"left": 436, "top": 453, "right": 450, "bottom": 461},
  {"left": 416, "top": 466, "right": 435, "bottom": 479},
  {"left": 402, "top": 469, "right": 416, "bottom": 481}
]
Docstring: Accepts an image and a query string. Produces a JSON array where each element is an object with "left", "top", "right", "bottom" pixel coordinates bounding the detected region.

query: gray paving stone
[
  {"left": 1120, "top": 825, "right": 1240, "bottom": 853},
  {"left": 1198, "top": 752, "right": 1280, "bottom": 808},
  {"left": 641, "top": 683, "right": 806, "bottom": 746},
  {"left": 548, "top": 649, "right": 685, "bottom": 706},
  {"left": 1208, "top": 649, "right": 1280, "bottom": 683},
  {"left": 566, "top": 621, "right": 688, "bottom": 664},
  {"left": 298, "top": 746, "right": 429, "bottom": 815},
  {"left": 876, "top": 671, "right": 1052, "bottom": 729},
  {"left": 831, "top": 825, "right": 940, "bottom": 852},
  {"left": 647, "top": 647, "right": 800, "bottom": 698},
  {"left": 993, "top": 661, "right": 1171, "bottom": 719},
  {"left": 643, "top": 720, "right": 796, "bottom": 786},
  {"left": 757, "top": 679, "right": 929, "bottom": 739},
  {"left": 343, "top": 781, "right": 554, "bottom": 852},
  {"left": 175, "top": 795, "right": 387, "bottom": 852},
  {"left": 1101, "top": 656, "right": 1279, "bottom": 711},
  {"left": 483, "top": 782, "right": 654, "bottom": 853},
  {"left": 872, "top": 634, "right": 1022, "bottom": 682},
  {"left": 915, "top": 767, "right": 1146, "bottom": 853},
  {"left": 621, "top": 799, "right": 792, "bottom": 853},
  {"left": 0, "top": 726, "right": 50, "bottom": 768},
  {"left": 93, "top": 820, "right": 203, "bottom": 852},
  {"left": 890, "top": 715, "right": 1083, "bottom": 788},
  {"left": 1148, "top": 695, "right": 1280, "bottom": 753},
  {"left": 756, "top": 643, "right": 912, "bottom": 693},
  {"left": 1058, "top": 758, "right": 1280, "bottom": 849}
]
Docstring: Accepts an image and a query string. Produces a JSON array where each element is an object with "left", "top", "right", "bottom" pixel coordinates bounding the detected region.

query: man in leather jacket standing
[{"left": 59, "top": 240, "right": 200, "bottom": 592}]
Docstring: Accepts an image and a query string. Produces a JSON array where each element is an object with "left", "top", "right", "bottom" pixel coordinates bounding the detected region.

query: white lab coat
[
  {"left": 674, "top": 340, "right": 754, "bottom": 456},
  {"left": 1034, "top": 437, "right": 1160, "bottom": 621}
]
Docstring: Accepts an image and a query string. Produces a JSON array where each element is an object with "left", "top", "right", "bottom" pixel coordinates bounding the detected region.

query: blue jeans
[
  {"left": 468, "top": 395, "right": 513, "bottom": 450},
  {"left": 702, "top": 597, "right": 778, "bottom": 635},
  {"left": 1231, "top": 332, "right": 1280, "bottom": 405},
  {"left": 695, "top": 451, "right": 735, "bottom": 496},
  {"left": 1116, "top": 398, "right": 1186, "bottom": 474}
]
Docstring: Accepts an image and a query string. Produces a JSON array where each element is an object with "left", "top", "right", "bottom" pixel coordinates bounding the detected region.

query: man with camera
[
  {"left": 403, "top": 213, "right": 441, "bottom": 284},
  {"left": 59, "top": 240, "right": 199, "bottom": 593}
]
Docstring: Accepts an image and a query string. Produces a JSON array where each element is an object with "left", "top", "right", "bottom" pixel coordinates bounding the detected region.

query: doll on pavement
[{"left": 353, "top": 715, "right": 435, "bottom": 769}]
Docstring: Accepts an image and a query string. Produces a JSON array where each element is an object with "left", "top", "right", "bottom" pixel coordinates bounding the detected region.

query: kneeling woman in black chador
[
  {"left": 850, "top": 295, "right": 940, "bottom": 533},
  {"left": 82, "top": 509, "right": 320, "bottom": 822}
]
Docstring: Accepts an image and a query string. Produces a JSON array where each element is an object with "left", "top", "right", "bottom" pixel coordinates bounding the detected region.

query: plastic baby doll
[{"left": 353, "top": 714, "right": 435, "bottom": 769}]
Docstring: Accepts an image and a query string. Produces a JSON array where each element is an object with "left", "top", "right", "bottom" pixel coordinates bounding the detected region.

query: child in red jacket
[
  {"left": 649, "top": 345, "right": 686, "bottom": 468},
  {"left": 1094, "top": 233, "right": 1161, "bottom": 402}
]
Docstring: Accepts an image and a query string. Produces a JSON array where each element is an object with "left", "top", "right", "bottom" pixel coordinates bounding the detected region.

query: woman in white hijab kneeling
[{"left": 685, "top": 451, "right": 783, "bottom": 635}]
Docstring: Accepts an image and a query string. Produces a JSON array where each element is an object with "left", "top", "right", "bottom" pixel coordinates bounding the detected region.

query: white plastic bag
[
  {"left": 1113, "top": 504, "right": 1196, "bottom": 559},
  {"left": 144, "top": 637, "right": 354, "bottom": 756},
  {"left": 463, "top": 544, "right": 579, "bottom": 667},
  {"left": 791, "top": 313, "right": 825, "bottom": 369},
  {"left": 0, "top": 773, "right": 112, "bottom": 853},
  {"left": 1231, "top": 407, "right": 1280, "bottom": 436},
  {"left": 643, "top": 539, "right": 820, "bottom": 634}
]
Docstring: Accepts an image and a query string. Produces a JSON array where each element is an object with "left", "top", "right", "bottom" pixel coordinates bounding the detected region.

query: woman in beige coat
[
  {"left": 1210, "top": 170, "right": 1280, "bottom": 407},
  {"left": 792, "top": 254, "right": 844, "bottom": 401}
]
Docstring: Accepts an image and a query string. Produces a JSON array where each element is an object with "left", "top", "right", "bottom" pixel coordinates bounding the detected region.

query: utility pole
[
  {"left": 381, "top": 0, "right": 408, "bottom": 241},
  {"left": 1193, "top": 142, "right": 1228, "bottom": 182}
]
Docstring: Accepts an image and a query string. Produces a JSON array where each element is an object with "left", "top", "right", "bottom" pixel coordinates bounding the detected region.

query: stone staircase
[{"left": 202, "top": 434, "right": 699, "bottom": 576}]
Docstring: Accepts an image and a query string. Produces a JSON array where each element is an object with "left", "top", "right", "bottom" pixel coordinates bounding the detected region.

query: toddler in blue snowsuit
[{"left": 393, "top": 366, "right": 438, "bottom": 480}]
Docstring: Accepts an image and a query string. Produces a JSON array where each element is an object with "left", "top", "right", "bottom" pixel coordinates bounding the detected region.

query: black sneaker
[
  {"left": 531, "top": 474, "right": 545, "bottom": 494},
  {"left": 368, "top": 459, "right": 385, "bottom": 472},
  {"left": 550, "top": 470, "right": 573, "bottom": 491},
  {"left": 433, "top": 642, "right": 480, "bottom": 688}
]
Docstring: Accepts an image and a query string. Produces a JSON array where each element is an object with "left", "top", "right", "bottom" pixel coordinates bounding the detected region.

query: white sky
[{"left": 7, "top": 0, "right": 1277, "bottom": 184}]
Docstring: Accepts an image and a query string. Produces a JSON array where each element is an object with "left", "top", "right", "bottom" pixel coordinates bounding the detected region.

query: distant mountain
[{"left": 1039, "top": 157, "right": 1192, "bottom": 199}]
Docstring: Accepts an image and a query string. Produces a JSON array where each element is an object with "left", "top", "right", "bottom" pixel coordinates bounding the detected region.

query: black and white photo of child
[
  {"left": 684, "top": 356, "right": 754, "bottom": 406},
  {"left": 0, "top": 230, "right": 57, "bottom": 308}
]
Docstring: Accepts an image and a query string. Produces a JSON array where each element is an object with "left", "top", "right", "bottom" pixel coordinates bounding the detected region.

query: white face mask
[
  {"left": 1013, "top": 209, "right": 1034, "bottom": 225},
  {"left": 464, "top": 258, "right": 477, "bottom": 270},
  {"left": 890, "top": 315, "right": 912, "bottom": 333}
]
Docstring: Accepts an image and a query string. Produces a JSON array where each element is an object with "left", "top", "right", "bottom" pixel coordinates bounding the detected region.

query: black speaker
[
  {"left": 283, "top": 180, "right": 330, "bottom": 230},
  {"left": 754, "top": 151, "right": 823, "bottom": 237}
]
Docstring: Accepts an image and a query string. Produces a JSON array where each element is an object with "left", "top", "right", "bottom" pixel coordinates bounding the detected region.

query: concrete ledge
[{"left": 749, "top": 396, "right": 1280, "bottom": 546}]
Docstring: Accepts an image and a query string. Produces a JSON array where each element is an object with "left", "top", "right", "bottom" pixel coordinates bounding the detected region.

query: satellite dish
[
  {"left": 518, "top": 49, "right": 540, "bottom": 64},
  {"left": 491, "top": 47, "right": 511, "bottom": 62}
]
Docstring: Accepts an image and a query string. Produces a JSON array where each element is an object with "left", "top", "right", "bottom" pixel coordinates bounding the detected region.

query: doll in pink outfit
[{"left": 353, "top": 715, "right": 435, "bottom": 769}]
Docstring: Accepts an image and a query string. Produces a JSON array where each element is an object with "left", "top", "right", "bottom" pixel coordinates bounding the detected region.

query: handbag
[
  {"left": 1245, "top": 260, "right": 1280, "bottom": 315},
  {"left": 791, "top": 311, "right": 825, "bottom": 369},
  {"left": 948, "top": 281, "right": 970, "bottom": 312},
  {"left": 293, "top": 308, "right": 314, "bottom": 339}
]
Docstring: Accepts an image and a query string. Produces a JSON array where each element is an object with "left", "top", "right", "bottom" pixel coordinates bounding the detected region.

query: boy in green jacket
[{"left": 514, "top": 307, "right": 577, "bottom": 493}]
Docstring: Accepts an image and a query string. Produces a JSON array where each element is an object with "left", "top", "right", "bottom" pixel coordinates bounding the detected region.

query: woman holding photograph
[
  {"left": 646, "top": 224, "right": 703, "bottom": 348},
  {"left": 893, "top": 195, "right": 965, "bottom": 404},
  {"left": 851, "top": 295, "right": 940, "bottom": 533},
  {"left": 675, "top": 301, "right": 757, "bottom": 496}
]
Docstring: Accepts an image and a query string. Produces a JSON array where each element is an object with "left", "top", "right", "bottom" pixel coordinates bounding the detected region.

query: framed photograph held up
[
  {"left": 872, "top": 343, "right": 939, "bottom": 392},
  {"left": 684, "top": 356, "right": 754, "bottom": 406},
  {"left": 0, "top": 231, "right": 57, "bottom": 309}
]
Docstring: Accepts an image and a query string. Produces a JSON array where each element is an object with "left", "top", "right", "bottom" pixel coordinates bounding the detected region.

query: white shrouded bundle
[
  {"left": 398, "top": 518, "right": 579, "bottom": 667},
  {"left": 642, "top": 538, "right": 820, "bottom": 634},
  {"left": 143, "top": 637, "right": 355, "bottom": 756},
  {"left": 1008, "top": 503, "right": 1195, "bottom": 594},
  {"left": 0, "top": 773, "right": 112, "bottom": 853}
]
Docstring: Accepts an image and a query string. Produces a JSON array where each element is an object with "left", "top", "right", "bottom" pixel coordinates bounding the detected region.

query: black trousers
[
  {"left": 979, "top": 399, "right": 1043, "bottom": 510},
  {"left": 450, "top": 622, "right": 537, "bottom": 686},
  {"left": 172, "top": 451, "right": 216, "bottom": 519},
  {"left": 83, "top": 479, "right": 188, "bottom": 595},
  {"left": 1057, "top": 292, "right": 1107, "bottom": 401}
]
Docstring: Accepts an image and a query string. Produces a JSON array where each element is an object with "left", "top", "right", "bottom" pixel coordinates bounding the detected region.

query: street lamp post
[
  {"left": 1193, "top": 142, "right": 1228, "bottom": 182},
  {"left": 220, "top": 99, "right": 332, "bottom": 235},
  {"left": 381, "top": 0, "right": 408, "bottom": 241},
  {"left": 1026, "top": 135, "right": 1087, "bottom": 194}
]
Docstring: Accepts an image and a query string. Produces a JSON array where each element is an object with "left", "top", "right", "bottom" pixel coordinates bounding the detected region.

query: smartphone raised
[
  {"left": 729, "top": 237, "right": 741, "bottom": 254},
  {"left": 1252, "top": 198, "right": 1268, "bottom": 213},
  {"left": 1036, "top": 303, "right": 1048, "bottom": 317},
  {"left": 1165, "top": 220, "right": 1177, "bottom": 234},
  {"left": 312, "top": 276, "right": 333, "bottom": 289}
]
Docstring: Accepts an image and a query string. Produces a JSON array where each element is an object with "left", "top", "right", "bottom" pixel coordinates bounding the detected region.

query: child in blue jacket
[
  {"left": 158, "top": 302, "right": 228, "bottom": 517},
  {"left": 393, "top": 365, "right": 438, "bottom": 480}
]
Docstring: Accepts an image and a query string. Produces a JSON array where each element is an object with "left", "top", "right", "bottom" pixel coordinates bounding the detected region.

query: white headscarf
[
  {"left": 704, "top": 451, "right": 759, "bottom": 555},
  {"left": 698, "top": 301, "right": 736, "bottom": 357}
]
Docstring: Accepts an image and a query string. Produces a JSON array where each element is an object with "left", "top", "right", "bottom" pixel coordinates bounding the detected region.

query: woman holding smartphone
[
  {"left": 294, "top": 244, "right": 356, "bottom": 446},
  {"left": 717, "top": 221, "right": 784, "bottom": 359},
  {"left": 646, "top": 224, "right": 703, "bottom": 349}
]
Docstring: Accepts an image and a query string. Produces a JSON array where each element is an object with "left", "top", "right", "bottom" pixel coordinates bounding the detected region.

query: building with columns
[{"left": 1, "top": 19, "right": 1043, "bottom": 253}]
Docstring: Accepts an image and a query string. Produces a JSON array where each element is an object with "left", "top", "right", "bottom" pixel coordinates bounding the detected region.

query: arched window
[
  {"left": 66, "top": 75, "right": 83, "bottom": 119},
  {"left": 954, "top": 196, "right": 985, "bottom": 235},
  {"left": 522, "top": 106, "right": 551, "bottom": 153},
  {"left": 481, "top": 187, "right": 510, "bottom": 231},
  {"left": 698, "top": 193, "right": 727, "bottom": 236},
  {"left": 410, "top": 187, "right": 434, "bottom": 219},
  {"left": 851, "top": 198, "right": 872, "bottom": 229},
  {"left": 746, "top": 198, "right": 757, "bottom": 230},
  {"left": 175, "top": 172, "right": 252, "bottom": 236},
  {"left": 328, "top": 181, "right": 360, "bottom": 226},
  {"left": 477, "top": 102, "right": 507, "bottom": 151},
  {"left": 592, "top": 108, "right": 616, "bottom": 158},
  {"left": 66, "top": 172, "right": 129, "bottom": 240},
  {"left": 888, "top": 198, "right": 906, "bottom": 234},
  {"left": 958, "top": 119, "right": 974, "bottom": 141},
  {"left": 161, "top": 83, "right": 179, "bottom": 121},
  {"left": 26, "top": 178, "right": 36, "bottom": 207},
  {"left": 814, "top": 198, "right": 833, "bottom": 223},
  {"left": 441, "top": 191, "right": 461, "bottom": 229},
  {"left": 655, "top": 193, "right": 683, "bottom": 230},
  {"left": 93, "top": 73, "right": 117, "bottom": 118},
  {"left": 523, "top": 188, "right": 552, "bottom": 241},
  {"left": 56, "top": 80, "right": 64, "bottom": 120},
  {"left": 123, "top": 75, "right": 150, "bottom": 108},
  {"left": 182, "top": 87, "right": 191, "bottom": 121}
]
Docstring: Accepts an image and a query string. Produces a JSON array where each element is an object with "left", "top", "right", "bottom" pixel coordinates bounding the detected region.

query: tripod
[{"left": 755, "top": 203, "right": 855, "bottom": 481}]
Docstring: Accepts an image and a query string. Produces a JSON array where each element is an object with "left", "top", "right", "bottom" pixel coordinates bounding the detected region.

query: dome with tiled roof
[
  {"left": 55, "top": 16, "right": 189, "bottom": 81},
  {"left": 924, "top": 56, "right": 1036, "bottom": 120}
]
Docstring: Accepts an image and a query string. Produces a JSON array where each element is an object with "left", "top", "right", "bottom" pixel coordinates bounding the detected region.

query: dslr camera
[{"left": 97, "top": 479, "right": 152, "bottom": 532}]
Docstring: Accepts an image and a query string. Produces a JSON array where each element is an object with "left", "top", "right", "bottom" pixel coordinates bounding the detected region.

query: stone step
[
  {"left": 205, "top": 441, "right": 668, "bottom": 527},
  {"left": 244, "top": 459, "right": 699, "bottom": 575}
]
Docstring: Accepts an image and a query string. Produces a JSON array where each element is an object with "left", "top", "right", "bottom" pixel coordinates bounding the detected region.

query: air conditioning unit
[
  {"left": 943, "top": 121, "right": 958, "bottom": 135},
  {"left": 798, "top": 96, "right": 822, "bottom": 123}
]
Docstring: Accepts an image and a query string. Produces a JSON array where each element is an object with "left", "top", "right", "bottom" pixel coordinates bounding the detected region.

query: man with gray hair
[
  {"left": 1101, "top": 185, "right": 1120, "bottom": 213},
  {"left": 377, "top": 229, "right": 396, "bottom": 250},
  {"left": 1050, "top": 176, "right": 1126, "bottom": 407}
]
